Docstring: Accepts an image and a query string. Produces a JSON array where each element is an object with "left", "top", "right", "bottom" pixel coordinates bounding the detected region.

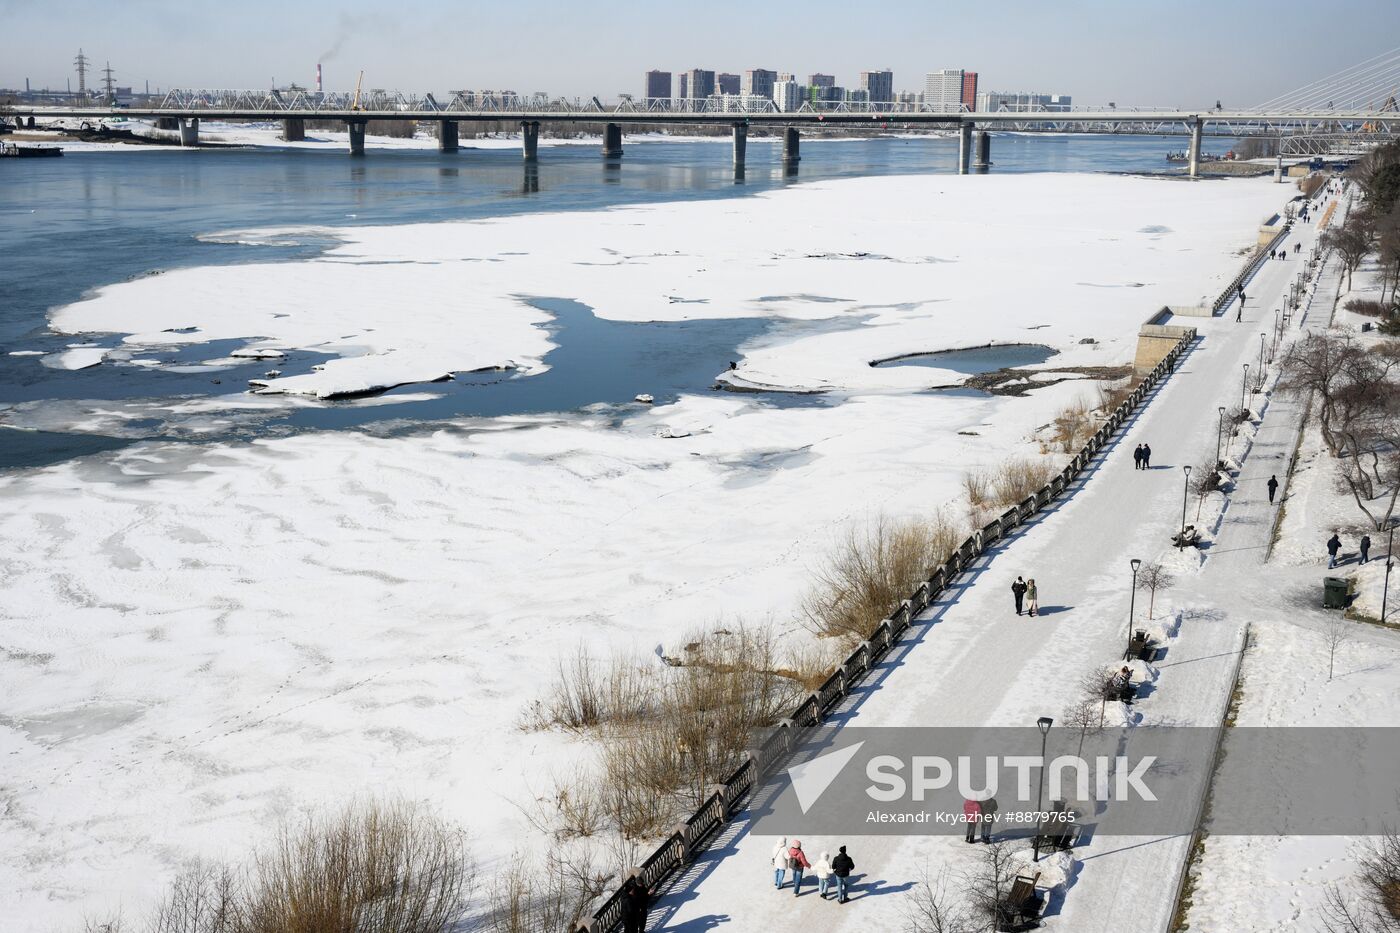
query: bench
[
  {"left": 1125, "top": 629, "right": 1158, "bottom": 662},
  {"left": 1033, "top": 802, "right": 1081, "bottom": 858},
  {"left": 996, "top": 872, "right": 1045, "bottom": 931},
  {"left": 1172, "top": 524, "right": 1201, "bottom": 548}
]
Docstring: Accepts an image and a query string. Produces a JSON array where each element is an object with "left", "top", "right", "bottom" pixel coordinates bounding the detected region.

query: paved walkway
[{"left": 648, "top": 192, "right": 1333, "bottom": 932}]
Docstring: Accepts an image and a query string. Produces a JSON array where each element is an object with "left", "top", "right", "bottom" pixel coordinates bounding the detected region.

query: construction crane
[{"left": 351, "top": 70, "right": 365, "bottom": 111}]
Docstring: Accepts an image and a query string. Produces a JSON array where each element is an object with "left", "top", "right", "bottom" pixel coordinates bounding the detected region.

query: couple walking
[
  {"left": 1133, "top": 444, "right": 1153, "bottom": 470},
  {"left": 771, "top": 838, "right": 854, "bottom": 902},
  {"left": 1012, "top": 576, "right": 1039, "bottom": 617}
]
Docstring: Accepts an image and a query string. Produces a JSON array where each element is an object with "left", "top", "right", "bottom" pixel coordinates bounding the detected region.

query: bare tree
[
  {"left": 1136, "top": 563, "right": 1176, "bottom": 620},
  {"left": 1321, "top": 613, "right": 1354, "bottom": 682},
  {"left": 903, "top": 863, "right": 978, "bottom": 933},
  {"left": 1323, "top": 222, "right": 1374, "bottom": 289},
  {"left": 960, "top": 840, "right": 1023, "bottom": 930},
  {"left": 1061, "top": 695, "right": 1106, "bottom": 757}
]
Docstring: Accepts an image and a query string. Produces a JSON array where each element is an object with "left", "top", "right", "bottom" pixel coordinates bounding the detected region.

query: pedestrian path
[{"left": 650, "top": 193, "right": 1331, "bottom": 931}]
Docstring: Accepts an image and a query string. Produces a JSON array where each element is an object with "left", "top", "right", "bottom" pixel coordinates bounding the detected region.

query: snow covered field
[{"left": 0, "top": 172, "right": 1290, "bottom": 927}]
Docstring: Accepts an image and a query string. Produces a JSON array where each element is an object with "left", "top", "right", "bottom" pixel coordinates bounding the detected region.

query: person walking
[
  {"left": 1026, "top": 578, "right": 1039, "bottom": 617},
  {"left": 1012, "top": 576, "right": 1027, "bottom": 615},
  {"left": 1142, "top": 444, "right": 1152, "bottom": 468},
  {"left": 1361, "top": 534, "right": 1372, "bottom": 564},
  {"left": 771, "top": 837, "right": 788, "bottom": 889},
  {"left": 1133, "top": 444, "right": 1144, "bottom": 470},
  {"left": 980, "top": 796, "right": 998, "bottom": 843},
  {"left": 1267, "top": 475, "right": 1279, "bottom": 504},
  {"left": 963, "top": 798, "right": 982, "bottom": 843},
  {"left": 788, "top": 840, "right": 811, "bottom": 896},
  {"left": 1327, "top": 533, "right": 1342, "bottom": 569},
  {"left": 831, "top": 846, "right": 855, "bottom": 903},
  {"left": 620, "top": 877, "right": 652, "bottom": 933},
  {"left": 814, "top": 851, "right": 834, "bottom": 899}
]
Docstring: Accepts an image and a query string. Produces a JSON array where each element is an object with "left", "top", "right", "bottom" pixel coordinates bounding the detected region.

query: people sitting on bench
[{"left": 1109, "top": 666, "right": 1136, "bottom": 703}]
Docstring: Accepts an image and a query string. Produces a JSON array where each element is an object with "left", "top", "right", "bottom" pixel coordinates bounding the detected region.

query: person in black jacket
[
  {"left": 620, "top": 876, "right": 652, "bottom": 933},
  {"left": 1012, "top": 576, "right": 1027, "bottom": 615},
  {"left": 1267, "top": 475, "right": 1279, "bottom": 504},
  {"left": 1327, "top": 533, "right": 1342, "bottom": 569},
  {"left": 831, "top": 845, "right": 855, "bottom": 903}
]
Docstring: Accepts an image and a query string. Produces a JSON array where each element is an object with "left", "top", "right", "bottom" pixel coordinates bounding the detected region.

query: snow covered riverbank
[{"left": 0, "top": 172, "right": 1290, "bottom": 927}]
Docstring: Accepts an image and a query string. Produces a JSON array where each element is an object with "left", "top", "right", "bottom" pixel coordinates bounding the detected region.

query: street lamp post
[
  {"left": 1241, "top": 364, "right": 1250, "bottom": 414},
  {"left": 1033, "top": 716, "right": 1053, "bottom": 862},
  {"left": 1179, "top": 465, "right": 1192, "bottom": 550},
  {"left": 1259, "top": 333, "right": 1267, "bottom": 384},
  {"left": 1216, "top": 406, "right": 1227, "bottom": 467},
  {"left": 1384, "top": 522, "right": 1395, "bottom": 624},
  {"left": 1127, "top": 558, "right": 1142, "bottom": 659}
]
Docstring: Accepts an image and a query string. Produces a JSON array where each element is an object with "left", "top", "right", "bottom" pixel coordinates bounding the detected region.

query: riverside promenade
[{"left": 646, "top": 191, "right": 1331, "bottom": 931}]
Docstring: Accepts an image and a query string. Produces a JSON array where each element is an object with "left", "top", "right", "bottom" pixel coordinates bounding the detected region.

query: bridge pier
[
  {"left": 1187, "top": 117, "right": 1203, "bottom": 177},
  {"left": 521, "top": 121, "right": 539, "bottom": 161},
  {"left": 974, "top": 131, "right": 991, "bottom": 171},
  {"left": 522, "top": 161, "right": 539, "bottom": 193},
  {"left": 178, "top": 117, "right": 200, "bottom": 147},
  {"left": 281, "top": 118, "right": 305, "bottom": 142},
  {"left": 438, "top": 120, "right": 459, "bottom": 153},
  {"left": 347, "top": 120, "right": 366, "bottom": 156},
  {"left": 26, "top": 116, "right": 35, "bottom": 129},
  {"left": 602, "top": 122, "right": 622, "bottom": 158},
  {"left": 782, "top": 127, "right": 800, "bottom": 163},
  {"left": 957, "top": 122, "right": 972, "bottom": 174},
  {"left": 732, "top": 123, "right": 747, "bottom": 167}
]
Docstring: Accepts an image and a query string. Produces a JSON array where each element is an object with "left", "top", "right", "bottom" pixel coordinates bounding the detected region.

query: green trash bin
[{"left": 1323, "top": 576, "right": 1351, "bottom": 609}]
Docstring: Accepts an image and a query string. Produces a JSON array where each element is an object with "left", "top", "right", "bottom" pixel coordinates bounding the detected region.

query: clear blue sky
[{"left": 4, "top": 0, "right": 1399, "bottom": 106}]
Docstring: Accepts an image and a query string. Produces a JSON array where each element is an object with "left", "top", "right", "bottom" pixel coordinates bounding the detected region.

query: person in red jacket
[
  {"left": 963, "top": 798, "right": 982, "bottom": 844},
  {"left": 787, "top": 839, "right": 812, "bottom": 896}
]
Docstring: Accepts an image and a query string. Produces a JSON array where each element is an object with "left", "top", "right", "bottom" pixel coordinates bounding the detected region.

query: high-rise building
[
  {"left": 778, "top": 72, "right": 795, "bottom": 82},
  {"left": 809, "top": 73, "right": 835, "bottom": 88},
  {"left": 924, "top": 69, "right": 965, "bottom": 111},
  {"left": 677, "top": 73, "right": 688, "bottom": 99},
  {"left": 859, "top": 70, "right": 893, "bottom": 104},
  {"left": 975, "top": 91, "right": 1071, "bottom": 112},
  {"left": 961, "top": 72, "right": 978, "bottom": 111},
  {"left": 743, "top": 69, "right": 777, "bottom": 99},
  {"left": 645, "top": 70, "right": 671, "bottom": 102},
  {"left": 685, "top": 69, "right": 715, "bottom": 99},
  {"left": 773, "top": 79, "right": 804, "bottom": 112},
  {"left": 717, "top": 73, "right": 740, "bottom": 95}
]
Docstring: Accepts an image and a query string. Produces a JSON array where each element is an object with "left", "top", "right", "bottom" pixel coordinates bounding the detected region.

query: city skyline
[{"left": 4, "top": 0, "right": 1400, "bottom": 107}]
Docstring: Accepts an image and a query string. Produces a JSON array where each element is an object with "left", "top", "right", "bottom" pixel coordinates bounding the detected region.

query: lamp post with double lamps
[{"left": 1033, "top": 716, "right": 1054, "bottom": 862}]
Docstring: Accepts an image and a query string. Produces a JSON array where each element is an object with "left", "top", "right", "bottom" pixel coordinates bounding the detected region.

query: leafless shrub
[
  {"left": 237, "top": 799, "right": 470, "bottom": 933},
  {"left": 537, "top": 651, "right": 651, "bottom": 732},
  {"left": 1096, "top": 378, "right": 1135, "bottom": 414},
  {"left": 140, "top": 800, "right": 470, "bottom": 933},
  {"left": 1319, "top": 828, "right": 1400, "bottom": 932},
  {"left": 150, "top": 861, "right": 238, "bottom": 933},
  {"left": 1348, "top": 298, "right": 1390, "bottom": 318},
  {"left": 483, "top": 851, "right": 604, "bottom": 933},
  {"left": 1078, "top": 666, "right": 1120, "bottom": 728},
  {"left": 1061, "top": 695, "right": 1107, "bottom": 757},
  {"left": 990, "top": 458, "right": 1057, "bottom": 510},
  {"left": 1322, "top": 613, "right": 1354, "bottom": 682},
  {"left": 1050, "top": 397, "right": 1096, "bottom": 454},
  {"left": 903, "top": 863, "right": 977, "bottom": 933},
  {"left": 961, "top": 840, "right": 1022, "bottom": 929},
  {"left": 802, "top": 513, "right": 962, "bottom": 648}
]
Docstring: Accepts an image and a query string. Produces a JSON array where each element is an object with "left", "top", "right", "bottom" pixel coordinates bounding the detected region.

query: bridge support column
[
  {"left": 347, "top": 120, "right": 366, "bottom": 156},
  {"left": 521, "top": 121, "right": 539, "bottom": 161},
  {"left": 974, "top": 130, "right": 991, "bottom": 171},
  {"left": 782, "top": 127, "right": 800, "bottom": 163},
  {"left": 26, "top": 116, "right": 36, "bottom": 129},
  {"left": 602, "top": 122, "right": 622, "bottom": 158},
  {"left": 1187, "top": 117, "right": 1203, "bottom": 178},
  {"left": 732, "top": 123, "right": 747, "bottom": 167},
  {"left": 437, "top": 120, "right": 459, "bottom": 152},
  {"left": 178, "top": 117, "right": 199, "bottom": 147},
  {"left": 281, "top": 118, "right": 305, "bottom": 142},
  {"left": 958, "top": 122, "right": 972, "bottom": 174}
]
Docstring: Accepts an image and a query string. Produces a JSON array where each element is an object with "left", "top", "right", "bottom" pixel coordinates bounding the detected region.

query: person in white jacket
[
  {"left": 813, "top": 850, "right": 834, "bottom": 899},
  {"left": 771, "top": 837, "right": 789, "bottom": 889}
]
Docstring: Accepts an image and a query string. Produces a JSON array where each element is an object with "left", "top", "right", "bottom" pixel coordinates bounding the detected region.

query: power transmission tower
[
  {"left": 74, "top": 48, "right": 89, "bottom": 98},
  {"left": 101, "top": 61, "right": 116, "bottom": 103}
]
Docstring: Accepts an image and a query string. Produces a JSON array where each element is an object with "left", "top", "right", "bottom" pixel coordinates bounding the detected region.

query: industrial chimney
[{"left": 316, "top": 63, "right": 323, "bottom": 94}]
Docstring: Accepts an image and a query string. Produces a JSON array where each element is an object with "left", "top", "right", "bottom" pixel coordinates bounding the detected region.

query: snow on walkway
[{"left": 653, "top": 191, "right": 1323, "bottom": 932}]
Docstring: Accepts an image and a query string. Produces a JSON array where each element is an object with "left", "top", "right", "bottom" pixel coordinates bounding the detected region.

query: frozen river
[{"left": 1, "top": 133, "right": 1237, "bottom": 466}]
